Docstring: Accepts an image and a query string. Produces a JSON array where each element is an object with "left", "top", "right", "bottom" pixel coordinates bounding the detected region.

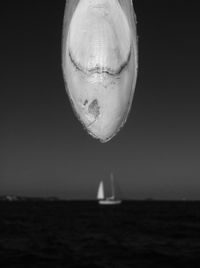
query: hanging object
[{"left": 62, "top": 0, "right": 138, "bottom": 142}]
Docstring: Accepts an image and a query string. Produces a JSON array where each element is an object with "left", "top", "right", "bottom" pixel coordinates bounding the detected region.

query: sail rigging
[
  {"left": 97, "top": 173, "right": 121, "bottom": 205},
  {"left": 110, "top": 172, "right": 115, "bottom": 199}
]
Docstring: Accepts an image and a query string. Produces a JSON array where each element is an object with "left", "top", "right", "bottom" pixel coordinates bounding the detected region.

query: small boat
[{"left": 97, "top": 173, "right": 122, "bottom": 205}]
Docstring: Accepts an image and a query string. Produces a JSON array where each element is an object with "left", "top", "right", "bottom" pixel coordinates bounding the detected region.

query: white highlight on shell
[{"left": 62, "top": 0, "right": 138, "bottom": 142}]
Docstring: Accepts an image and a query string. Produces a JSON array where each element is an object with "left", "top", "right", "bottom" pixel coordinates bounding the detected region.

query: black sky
[{"left": 1, "top": 0, "right": 200, "bottom": 200}]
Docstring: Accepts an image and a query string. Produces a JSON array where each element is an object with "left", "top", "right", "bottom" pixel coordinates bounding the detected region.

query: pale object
[
  {"left": 97, "top": 173, "right": 122, "bottom": 205},
  {"left": 62, "top": 0, "right": 138, "bottom": 142},
  {"left": 97, "top": 181, "right": 104, "bottom": 199}
]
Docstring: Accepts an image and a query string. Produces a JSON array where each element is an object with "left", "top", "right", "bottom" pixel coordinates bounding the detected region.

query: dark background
[{"left": 1, "top": 0, "right": 200, "bottom": 200}]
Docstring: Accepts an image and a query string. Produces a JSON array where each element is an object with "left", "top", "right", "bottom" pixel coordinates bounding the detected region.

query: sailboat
[{"left": 97, "top": 173, "right": 122, "bottom": 205}]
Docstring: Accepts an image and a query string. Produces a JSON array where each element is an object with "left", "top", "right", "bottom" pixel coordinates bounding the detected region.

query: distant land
[
  {"left": 0, "top": 195, "right": 60, "bottom": 202},
  {"left": 0, "top": 195, "right": 199, "bottom": 202}
]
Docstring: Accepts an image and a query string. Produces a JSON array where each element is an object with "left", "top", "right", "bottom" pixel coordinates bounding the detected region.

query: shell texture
[{"left": 62, "top": 0, "right": 138, "bottom": 142}]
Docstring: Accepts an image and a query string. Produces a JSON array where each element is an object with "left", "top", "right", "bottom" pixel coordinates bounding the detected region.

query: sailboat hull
[{"left": 99, "top": 199, "right": 122, "bottom": 205}]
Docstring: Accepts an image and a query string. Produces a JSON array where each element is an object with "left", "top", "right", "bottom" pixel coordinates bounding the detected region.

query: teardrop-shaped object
[{"left": 62, "top": 0, "right": 138, "bottom": 142}]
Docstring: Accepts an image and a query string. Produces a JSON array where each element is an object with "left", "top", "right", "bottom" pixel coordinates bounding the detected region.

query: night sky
[{"left": 1, "top": 0, "right": 200, "bottom": 200}]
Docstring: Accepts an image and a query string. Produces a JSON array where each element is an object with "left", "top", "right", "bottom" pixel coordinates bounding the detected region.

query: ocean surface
[{"left": 0, "top": 201, "right": 200, "bottom": 267}]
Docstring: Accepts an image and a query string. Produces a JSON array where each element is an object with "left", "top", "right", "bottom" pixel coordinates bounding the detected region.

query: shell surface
[{"left": 62, "top": 0, "right": 138, "bottom": 142}]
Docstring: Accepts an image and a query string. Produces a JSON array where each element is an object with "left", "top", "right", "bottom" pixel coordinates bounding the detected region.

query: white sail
[
  {"left": 98, "top": 173, "right": 122, "bottom": 205},
  {"left": 97, "top": 181, "right": 104, "bottom": 199}
]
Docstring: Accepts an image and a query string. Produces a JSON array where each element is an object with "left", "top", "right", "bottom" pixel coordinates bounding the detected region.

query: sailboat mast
[{"left": 110, "top": 172, "right": 115, "bottom": 198}]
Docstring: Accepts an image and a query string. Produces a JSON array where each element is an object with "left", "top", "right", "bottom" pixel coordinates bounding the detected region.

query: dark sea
[{"left": 0, "top": 201, "right": 200, "bottom": 267}]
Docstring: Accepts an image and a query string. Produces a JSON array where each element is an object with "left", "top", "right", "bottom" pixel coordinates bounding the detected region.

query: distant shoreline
[{"left": 0, "top": 196, "right": 200, "bottom": 202}]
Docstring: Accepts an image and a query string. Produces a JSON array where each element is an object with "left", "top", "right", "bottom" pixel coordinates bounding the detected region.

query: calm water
[{"left": 0, "top": 201, "right": 200, "bottom": 267}]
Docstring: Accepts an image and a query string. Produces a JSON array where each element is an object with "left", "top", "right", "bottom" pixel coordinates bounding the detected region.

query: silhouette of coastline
[{"left": 0, "top": 195, "right": 60, "bottom": 202}]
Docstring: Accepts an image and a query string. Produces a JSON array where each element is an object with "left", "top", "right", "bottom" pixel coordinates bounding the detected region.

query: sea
[{"left": 0, "top": 200, "right": 200, "bottom": 267}]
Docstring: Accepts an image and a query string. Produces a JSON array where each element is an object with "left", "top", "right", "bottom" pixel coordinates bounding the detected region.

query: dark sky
[{"left": 1, "top": 0, "right": 200, "bottom": 200}]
